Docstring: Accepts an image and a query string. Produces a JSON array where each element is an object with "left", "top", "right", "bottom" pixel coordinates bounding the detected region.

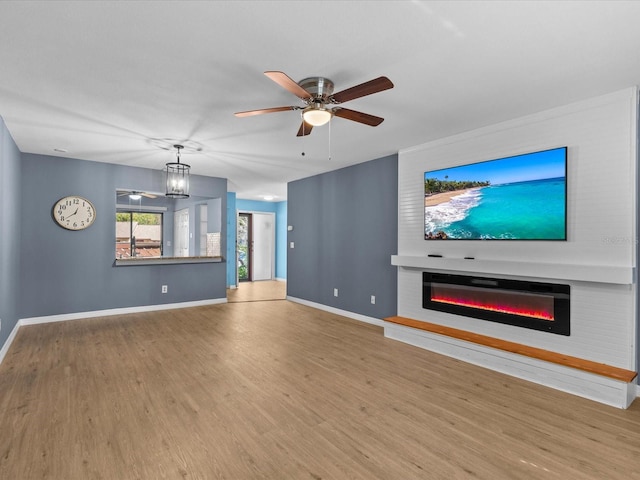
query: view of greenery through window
[
  {"left": 116, "top": 211, "right": 163, "bottom": 258},
  {"left": 116, "top": 212, "right": 161, "bottom": 224},
  {"left": 237, "top": 215, "right": 249, "bottom": 280}
]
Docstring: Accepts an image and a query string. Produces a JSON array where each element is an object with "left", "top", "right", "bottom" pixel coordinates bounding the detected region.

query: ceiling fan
[
  {"left": 117, "top": 190, "right": 157, "bottom": 200},
  {"left": 234, "top": 71, "right": 394, "bottom": 136}
]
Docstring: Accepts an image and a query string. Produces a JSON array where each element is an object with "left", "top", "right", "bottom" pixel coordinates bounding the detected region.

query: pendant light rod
[{"left": 174, "top": 144, "right": 183, "bottom": 162}]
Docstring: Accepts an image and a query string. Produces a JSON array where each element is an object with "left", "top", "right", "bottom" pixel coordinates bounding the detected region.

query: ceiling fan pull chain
[
  {"left": 300, "top": 111, "right": 307, "bottom": 157},
  {"left": 328, "top": 118, "right": 332, "bottom": 161}
]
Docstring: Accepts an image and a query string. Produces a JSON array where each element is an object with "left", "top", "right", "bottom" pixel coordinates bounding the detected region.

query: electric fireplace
[{"left": 423, "top": 272, "right": 570, "bottom": 335}]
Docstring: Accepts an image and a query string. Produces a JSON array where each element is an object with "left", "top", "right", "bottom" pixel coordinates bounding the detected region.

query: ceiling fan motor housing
[{"left": 298, "top": 77, "right": 334, "bottom": 102}]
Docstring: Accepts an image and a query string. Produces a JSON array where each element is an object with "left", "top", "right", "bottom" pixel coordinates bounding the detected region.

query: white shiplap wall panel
[
  {"left": 399, "top": 89, "right": 636, "bottom": 265},
  {"left": 396, "top": 88, "right": 637, "bottom": 376}
]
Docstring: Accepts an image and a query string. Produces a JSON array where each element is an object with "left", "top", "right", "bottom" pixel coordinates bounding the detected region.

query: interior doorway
[{"left": 236, "top": 211, "right": 275, "bottom": 283}]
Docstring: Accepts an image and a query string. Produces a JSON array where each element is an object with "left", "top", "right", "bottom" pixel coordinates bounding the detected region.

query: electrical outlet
[
  {"left": 371, "top": 295, "right": 376, "bottom": 304},
  {"left": 334, "top": 288, "right": 338, "bottom": 297},
  {"left": 290, "top": 242, "right": 295, "bottom": 248},
  {"left": 162, "top": 285, "right": 168, "bottom": 294}
]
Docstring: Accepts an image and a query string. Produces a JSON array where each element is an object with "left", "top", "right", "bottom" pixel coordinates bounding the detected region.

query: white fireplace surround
[{"left": 391, "top": 88, "right": 638, "bottom": 408}]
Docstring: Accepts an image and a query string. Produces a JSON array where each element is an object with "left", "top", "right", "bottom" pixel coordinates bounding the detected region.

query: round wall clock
[{"left": 52, "top": 195, "right": 96, "bottom": 230}]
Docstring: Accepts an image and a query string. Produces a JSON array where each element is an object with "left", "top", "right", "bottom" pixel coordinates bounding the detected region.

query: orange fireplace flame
[{"left": 432, "top": 295, "right": 554, "bottom": 321}]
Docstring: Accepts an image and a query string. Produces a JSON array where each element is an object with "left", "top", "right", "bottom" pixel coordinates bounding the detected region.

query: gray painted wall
[
  {"left": 0, "top": 117, "right": 21, "bottom": 348},
  {"left": 20, "top": 153, "right": 227, "bottom": 319},
  {"left": 287, "top": 154, "right": 398, "bottom": 319}
]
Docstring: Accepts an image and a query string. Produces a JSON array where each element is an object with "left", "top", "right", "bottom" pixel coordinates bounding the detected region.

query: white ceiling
[{"left": 1, "top": 1, "right": 640, "bottom": 201}]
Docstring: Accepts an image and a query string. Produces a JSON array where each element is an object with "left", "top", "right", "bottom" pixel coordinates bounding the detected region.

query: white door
[
  {"left": 251, "top": 213, "right": 274, "bottom": 281},
  {"left": 174, "top": 208, "right": 190, "bottom": 257}
]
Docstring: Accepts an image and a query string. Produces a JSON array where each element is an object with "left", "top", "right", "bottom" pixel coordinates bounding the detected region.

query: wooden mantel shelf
[
  {"left": 385, "top": 316, "right": 637, "bottom": 383},
  {"left": 391, "top": 255, "right": 635, "bottom": 285}
]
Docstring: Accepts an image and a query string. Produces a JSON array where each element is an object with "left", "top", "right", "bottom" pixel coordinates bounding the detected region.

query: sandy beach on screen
[{"left": 424, "top": 188, "right": 476, "bottom": 207}]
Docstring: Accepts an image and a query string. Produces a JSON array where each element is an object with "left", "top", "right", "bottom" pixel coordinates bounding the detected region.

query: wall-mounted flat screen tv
[{"left": 424, "top": 147, "right": 567, "bottom": 240}]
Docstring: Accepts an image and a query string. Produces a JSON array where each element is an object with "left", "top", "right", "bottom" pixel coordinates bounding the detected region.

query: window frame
[{"left": 116, "top": 210, "right": 164, "bottom": 259}]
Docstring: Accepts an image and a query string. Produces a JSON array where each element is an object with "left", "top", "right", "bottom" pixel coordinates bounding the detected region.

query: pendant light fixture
[{"left": 165, "top": 144, "right": 190, "bottom": 198}]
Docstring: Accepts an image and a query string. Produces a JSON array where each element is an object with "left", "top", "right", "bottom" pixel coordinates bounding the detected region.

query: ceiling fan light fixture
[
  {"left": 302, "top": 105, "right": 332, "bottom": 126},
  {"left": 128, "top": 194, "right": 142, "bottom": 201},
  {"left": 165, "top": 144, "right": 190, "bottom": 198}
]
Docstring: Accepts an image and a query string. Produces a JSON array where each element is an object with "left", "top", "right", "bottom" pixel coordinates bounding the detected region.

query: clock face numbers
[{"left": 53, "top": 196, "right": 96, "bottom": 230}]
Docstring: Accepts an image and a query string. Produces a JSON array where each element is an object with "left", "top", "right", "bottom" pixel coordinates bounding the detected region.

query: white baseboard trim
[
  {"left": 286, "top": 296, "right": 385, "bottom": 327},
  {"left": 275, "top": 277, "right": 286, "bottom": 282},
  {"left": 0, "top": 320, "right": 21, "bottom": 366},
  {"left": 385, "top": 321, "right": 637, "bottom": 409},
  {"left": 19, "top": 298, "right": 228, "bottom": 326}
]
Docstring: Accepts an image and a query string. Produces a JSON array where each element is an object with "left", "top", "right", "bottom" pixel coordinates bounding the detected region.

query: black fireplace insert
[{"left": 423, "top": 272, "right": 570, "bottom": 335}]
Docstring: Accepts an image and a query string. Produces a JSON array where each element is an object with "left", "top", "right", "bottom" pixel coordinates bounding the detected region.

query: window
[
  {"left": 116, "top": 211, "right": 163, "bottom": 259},
  {"left": 199, "top": 204, "right": 208, "bottom": 256},
  {"left": 237, "top": 213, "right": 250, "bottom": 281}
]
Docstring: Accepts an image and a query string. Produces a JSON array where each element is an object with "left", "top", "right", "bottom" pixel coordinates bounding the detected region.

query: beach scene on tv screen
[{"left": 424, "top": 148, "right": 567, "bottom": 240}]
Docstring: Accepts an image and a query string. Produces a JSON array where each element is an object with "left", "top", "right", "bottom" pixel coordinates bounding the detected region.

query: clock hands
[{"left": 66, "top": 208, "right": 79, "bottom": 219}]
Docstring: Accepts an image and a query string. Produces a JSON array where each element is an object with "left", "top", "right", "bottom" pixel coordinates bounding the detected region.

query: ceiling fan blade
[
  {"left": 296, "top": 121, "right": 314, "bottom": 137},
  {"left": 117, "top": 190, "right": 157, "bottom": 199},
  {"left": 330, "top": 76, "right": 394, "bottom": 104},
  {"left": 264, "top": 71, "right": 313, "bottom": 101},
  {"left": 234, "top": 106, "right": 297, "bottom": 117},
  {"left": 333, "top": 108, "right": 384, "bottom": 126},
  {"left": 117, "top": 190, "right": 139, "bottom": 197}
]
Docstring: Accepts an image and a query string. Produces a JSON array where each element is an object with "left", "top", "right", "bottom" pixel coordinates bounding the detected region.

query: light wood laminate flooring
[
  {"left": 227, "top": 280, "right": 286, "bottom": 303},
  {"left": 1, "top": 300, "right": 639, "bottom": 479}
]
